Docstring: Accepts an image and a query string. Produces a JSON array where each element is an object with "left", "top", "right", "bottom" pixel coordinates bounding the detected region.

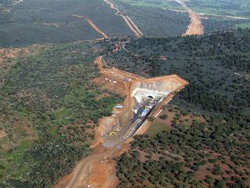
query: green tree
[
  {"left": 148, "top": 116, "right": 155, "bottom": 122},
  {"left": 159, "top": 114, "right": 168, "bottom": 120}
]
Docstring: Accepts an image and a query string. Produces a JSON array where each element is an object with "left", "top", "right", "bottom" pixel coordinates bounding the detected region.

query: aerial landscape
[{"left": 0, "top": 0, "right": 249, "bottom": 188}]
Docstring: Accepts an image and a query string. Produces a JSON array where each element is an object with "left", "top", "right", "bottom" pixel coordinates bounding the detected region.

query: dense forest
[
  {"left": 0, "top": 43, "right": 122, "bottom": 187},
  {"left": 101, "top": 29, "right": 250, "bottom": 187}
]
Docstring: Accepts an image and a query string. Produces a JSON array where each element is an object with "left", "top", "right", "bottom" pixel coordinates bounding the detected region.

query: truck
[{"left": 141, "top": 109, "right": 149, "bottom": 117}]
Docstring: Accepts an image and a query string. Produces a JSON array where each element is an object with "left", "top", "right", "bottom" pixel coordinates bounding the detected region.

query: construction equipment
[{"left": 109, "top": 132, "right": 116, "bottom": 137}]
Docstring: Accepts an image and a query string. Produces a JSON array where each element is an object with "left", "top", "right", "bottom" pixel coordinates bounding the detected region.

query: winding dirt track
[
  {"left": 175, "top": 0, "right": 204, "bottom": 36},
  {"left": 103, "top": 0, "right": 143, "bottom": 38},
  {"left": 72, "top": 14, "right": 109, "bottom": 39}
]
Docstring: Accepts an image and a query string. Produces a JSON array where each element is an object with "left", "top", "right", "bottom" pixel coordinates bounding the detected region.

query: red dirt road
[
  {"left": 175, "top": 0, "right": 204, "bottom": 36},
  {"left": 55, "top": 145, "right": 119, "bottom": 188},
  {"left": 72, "top": 14, "right": 109, "bottom": 39},
  {"left": 103, "top": 0, "right": 143, "bottom": 38},
  {"left": 184, "top": 11, "right": 204, "bottom": 36}
]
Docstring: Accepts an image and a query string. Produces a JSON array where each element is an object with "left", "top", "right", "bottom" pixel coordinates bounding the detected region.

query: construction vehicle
[{"left": 109, "top": 132, "right": 116, "bottom": 137}]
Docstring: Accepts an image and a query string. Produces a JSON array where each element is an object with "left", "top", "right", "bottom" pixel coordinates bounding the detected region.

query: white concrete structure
[{"left": 132, "top": 88, "right": 169, "bottom": 103}]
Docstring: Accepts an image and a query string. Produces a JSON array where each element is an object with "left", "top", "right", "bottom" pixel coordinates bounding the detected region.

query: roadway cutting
[{"left": 55, "top": 56, "right": 188, "bottom": 188}]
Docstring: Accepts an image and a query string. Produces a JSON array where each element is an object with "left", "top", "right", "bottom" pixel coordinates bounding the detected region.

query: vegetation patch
[
  {"left": 0, "top": 42, "right": 122, "bottom": 187},
  {"left": 103, "top": 29, "right": 250, "bottom": 187},
  {"left": 187, "top": 0, "right": 250, "bottom": 17},
  {"left": 114, "top": 0, "right": 189, "bottom": 37},
  {"left": 0, "top": 0, "right": 132, "bottom": 47}
]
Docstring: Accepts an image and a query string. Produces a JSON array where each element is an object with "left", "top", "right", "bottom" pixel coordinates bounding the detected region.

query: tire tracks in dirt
[{"left": 103, "top": 0, "right": 143, "bottom": 38}]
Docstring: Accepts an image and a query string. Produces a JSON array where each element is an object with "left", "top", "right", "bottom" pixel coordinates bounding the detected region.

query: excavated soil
[
  {"left": 184, "top": 11, "right": 204, "bottom": 36},
  {"left": 88, "top": 159, "right": 118, "bottom": 188},
  {"left": 55, "top": 56, "right": 188, "bottom": 188},
  {"left": 91, "top": 116, "right": 116, "bottom": 148}
]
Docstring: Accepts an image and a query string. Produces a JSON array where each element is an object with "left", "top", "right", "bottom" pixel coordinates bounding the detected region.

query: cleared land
[
  {"left": 184, "top": 11, "right": 204, "bottom": 36},
  {"left": 169, "top": 0, "right": 204, "bottom": 36},
  {"left": 55, "top": 56, "right": 188, "bottom": 188},
  {"left": 174, "top": 0, "right": 204, "bottom": 36}
]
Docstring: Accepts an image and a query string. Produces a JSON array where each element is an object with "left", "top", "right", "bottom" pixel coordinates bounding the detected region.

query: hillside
[
  {"left": 115, "top": 0, "right": 250, "bottom": 35},
  {"left": 0, "top": 0, "right": 133, "bottom": 47},
  {"left": 101, "top": 29, "right": 250, "bottom": 187},
  {"left": 0, "top": 42, "right": 122, "bottom": 187},
  {"left": 0, "top": 4, "right": 250, "bottom": 186},
  {"left": 1, "top": 0, "right": 250, "bottom": 187},
  {"left": 113, "top": 0, "right": 189, "bottom": 37}
]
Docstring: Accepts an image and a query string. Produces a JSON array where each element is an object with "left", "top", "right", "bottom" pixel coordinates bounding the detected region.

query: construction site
[{"left": 55, "top": 56, "right": 188, "bottom": 188}]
